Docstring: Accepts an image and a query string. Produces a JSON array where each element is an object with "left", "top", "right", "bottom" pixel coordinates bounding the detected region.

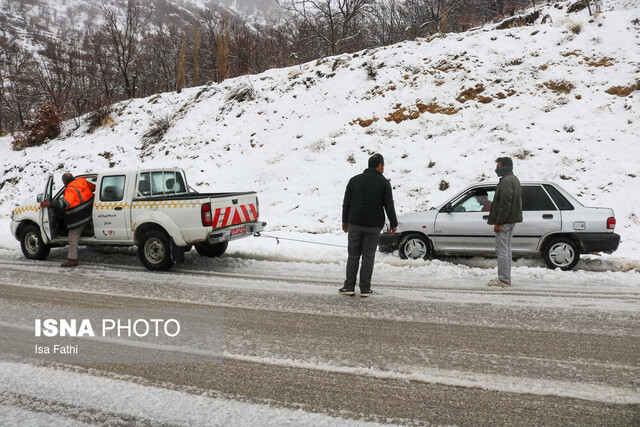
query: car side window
[
  {"left": 452, "top": 188, "right": 496, "bottom": 212},
  {"left": 543, "top": 184, "right": 574, "bottom": 210},
  {"left": 100, "top": 175, "right": 126, "bottom": 202},
  {"left": 522, "top": 186, "right": 557, "bottom": 211}
]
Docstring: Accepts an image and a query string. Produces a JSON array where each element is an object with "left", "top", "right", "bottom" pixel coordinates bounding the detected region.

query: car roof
[{"left": 461, "top": 181, "right": 560, "bottom": 190}]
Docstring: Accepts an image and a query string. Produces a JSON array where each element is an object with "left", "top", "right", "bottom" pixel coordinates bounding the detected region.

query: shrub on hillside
[
  {"left": 544, "top": 80, "right": 575, "bottom": 94},
  {"left": 226, "top": 81, "right": 256, "bottom": 103},
  {"left": 87, "top": 104, "right": 113, "bottom": 134},
  {"left": 567, "top": 0, "right": 590, "bottom": 13},
  {"left": 12, "top": 102, "right": 62, "bottom": 150},
  {"left": 495, "top": 10, "right": 540, "bottom": 30}
]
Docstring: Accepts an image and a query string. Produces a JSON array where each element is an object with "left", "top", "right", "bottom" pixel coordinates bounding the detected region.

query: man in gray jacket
[{"left": 487, "top": 157, "right": 522, "bottom": 287}]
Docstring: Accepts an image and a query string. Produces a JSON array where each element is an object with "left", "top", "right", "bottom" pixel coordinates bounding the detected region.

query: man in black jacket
[{"left": 341, "top": 154, "right": 398, "bottom": 297}]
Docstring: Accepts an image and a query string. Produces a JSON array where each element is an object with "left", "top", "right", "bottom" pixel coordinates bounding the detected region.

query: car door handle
[
  {"left": 114, "top": 207, "right": 123, "bottom": 211},
  {"left": 483, "top": 215, "right": 489, "bottom": 220},
  {"left": 543, "top": 214, "right": 553, "bottom": 219}
]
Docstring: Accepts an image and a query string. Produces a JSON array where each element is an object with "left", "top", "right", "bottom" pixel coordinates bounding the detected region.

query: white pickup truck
[{"left": 10, "top": 168, "right": 266, "bottom": 271}]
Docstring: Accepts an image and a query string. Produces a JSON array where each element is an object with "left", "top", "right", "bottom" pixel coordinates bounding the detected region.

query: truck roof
[{"left": 82, "top": 168, "right": 185, "bottom": 176}]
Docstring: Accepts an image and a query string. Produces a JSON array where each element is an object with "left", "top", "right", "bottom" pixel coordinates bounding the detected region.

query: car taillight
[
  {"left": 201, "top": 203, "right": 212, "bottom": 227},
  {"left": 607, "top": 217, "right": 616, "bottom": 230}
]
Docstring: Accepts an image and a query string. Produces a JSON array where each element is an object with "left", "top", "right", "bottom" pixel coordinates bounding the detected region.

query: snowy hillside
[
  {"left": 1, "top": 0, "right": 639, "bottom": 262},
  {"left": 0, "top": 0, "right": 270, "bottom": 44}
]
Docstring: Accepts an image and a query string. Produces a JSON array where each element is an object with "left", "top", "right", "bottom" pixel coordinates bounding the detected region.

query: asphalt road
[{"left": 0, "top": 260, "right": 639, "bottom": 425}]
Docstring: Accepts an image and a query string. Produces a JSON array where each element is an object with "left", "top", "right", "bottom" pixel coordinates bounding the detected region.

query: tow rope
[{"left": 255, "top": 233, "right": 347, "bottom": 248}]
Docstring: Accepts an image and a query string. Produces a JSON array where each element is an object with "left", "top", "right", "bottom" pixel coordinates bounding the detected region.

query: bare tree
[
  {"left": 85, "top": 29, "right": 118, "bottom": 101},
  {"left": 36, "top": 39, "right": 75, "bottom": 115},
  {"left": 100, "top": 0, "right": 151, "bottom": 98},
  {"left": 139, "top": 25, "right": 180, "bottom": 94},
  {"left": 192, "top": 19, "right": 202, "bottom": 86},
  {"left": 0, "top": 42, "right": 37, "bottom": 127},
  {"left": 216, "top": 13, "right": 230, "bottom": 81},
  {"left": 277, "top": 0, "right": 374, "bottom": 55},
  {"left": 176, "top": 33, "right": 187, "bottom": 93},
  {"left": 365, "top": 0, "right": 404, "bottom": 45}
]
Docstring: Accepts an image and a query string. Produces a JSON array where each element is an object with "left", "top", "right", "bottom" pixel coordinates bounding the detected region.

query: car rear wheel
[
  {"left": 138, "top": 230, "right": 173, "bottom": 271},
  {"left": 543, "top": 238, "right": 579, "bottom": 270},
  {"left": 398, "top": 234, "right": 432, "bottom": 260},
  {"left": 195, "top": 241, "right": 228, "bottom": 258},
  {"left": 20, "top": 224, "right": 50, "bottom": 260}
]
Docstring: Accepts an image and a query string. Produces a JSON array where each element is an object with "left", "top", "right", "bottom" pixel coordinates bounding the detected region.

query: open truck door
[{"left": 39, "top": 174, "right": 55, "bottom": 243}]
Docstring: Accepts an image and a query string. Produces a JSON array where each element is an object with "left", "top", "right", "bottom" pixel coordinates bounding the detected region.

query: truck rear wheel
[
  {"left": 138, "top": 230, "right": 173, "bottom": 271},
  {"left": 195, "top": 241, "right": 228, "bottom": 258},
  {"left": 20, "top": 224, "right": 50, "bottom": 260},
  {"left": 542, "top": 237, "right": 579, "bottom": 270}
]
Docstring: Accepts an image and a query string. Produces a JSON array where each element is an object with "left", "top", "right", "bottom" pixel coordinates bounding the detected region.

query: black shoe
[
  {"left": 360, "top": 289, "right": 373, "bottom": 297},
  {"left": 339, "top": 287, "right": 356, "bottom": 296}
]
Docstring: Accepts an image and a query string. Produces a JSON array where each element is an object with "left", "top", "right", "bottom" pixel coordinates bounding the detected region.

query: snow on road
[
  {"left": 0, "top": 232, "right": 638, "bottom": 424},
  {"left": 0, "top": 361, "right": 385, "bottom": 426}
]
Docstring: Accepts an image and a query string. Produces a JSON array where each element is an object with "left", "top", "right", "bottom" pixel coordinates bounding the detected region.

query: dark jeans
[{"left": 344, "top": 224, "right": 382, "bottom": 291}]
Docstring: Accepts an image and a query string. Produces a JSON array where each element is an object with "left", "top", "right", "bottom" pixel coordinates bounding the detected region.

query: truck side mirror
[
  {"left": 441, "top": 203, "right": 452, "bottom": 213},
  {"left": 37, "top": 194, "right": 44, "bottom": 203}
]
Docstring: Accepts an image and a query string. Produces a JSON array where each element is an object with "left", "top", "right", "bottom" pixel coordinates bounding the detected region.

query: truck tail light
[
  {"left": 607, "top": 217, "right": 616, "bottom": 230},
  {"left": 256, "top": 197, "right": 260, "bottom": 218},
  {"left": 201, "top": 203, "right": 212, "bottom": 227}
]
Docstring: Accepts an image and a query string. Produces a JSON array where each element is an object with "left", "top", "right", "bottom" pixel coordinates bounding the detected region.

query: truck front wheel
[
  {"left": 20, "top": 224, "right": 50, "bottom": 260},
  {"left": 195, "top": 241, "right": 228, "bottom": 258},
  {"left": 138, "top": 230, "right": 173, "bottom": 271}
]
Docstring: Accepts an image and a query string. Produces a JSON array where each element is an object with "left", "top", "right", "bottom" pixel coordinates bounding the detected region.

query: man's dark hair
[
  {"left": 368, "top": 153, "right": 384, "bottom": 169},
  {"left": 62, "top": 173, "right": 74, "bottom": 185},
  {"left": 496, "top": 157, "right": 513, "bottom": 167}
]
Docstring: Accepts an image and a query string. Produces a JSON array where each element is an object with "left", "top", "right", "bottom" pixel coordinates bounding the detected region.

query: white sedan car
[{"left": 378, "top": 181, "right": 619, "bottom": 270}]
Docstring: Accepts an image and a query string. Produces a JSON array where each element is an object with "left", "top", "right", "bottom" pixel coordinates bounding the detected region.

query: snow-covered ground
[
  {"left": 0, "top": 239, "right": 638, "bottom": 424},
  {"left": 0, "top": 361, "right": 385, "bottom": 426},
  {"left": 2, "top": 0, "right": 639, "bottom": 266}
]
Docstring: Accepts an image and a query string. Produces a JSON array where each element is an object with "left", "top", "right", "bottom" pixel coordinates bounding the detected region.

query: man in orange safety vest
[{"left": 40, "top": 173, "right": 95, "bottom": 267}]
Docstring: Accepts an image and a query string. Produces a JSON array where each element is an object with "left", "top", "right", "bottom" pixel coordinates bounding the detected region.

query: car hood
[{"left": 397, "top": 210, "right": 438, "bottom": 232}]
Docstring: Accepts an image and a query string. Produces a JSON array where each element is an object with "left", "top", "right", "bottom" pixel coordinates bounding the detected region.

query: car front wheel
[
  {"left": 543, "top": 238, "right": 579, "bottom": 270},
  {"left": 398, "top": 234, "right": 432, "bottom": 260}
]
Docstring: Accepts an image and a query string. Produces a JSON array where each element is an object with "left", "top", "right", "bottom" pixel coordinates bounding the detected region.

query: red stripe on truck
[
  {"left": 249, "top": 204, "right": 258, "bottom": 220},
  {"left": 221, "top": 207, "right": 232, "bottom": 227},
  {"left": 212, "top": 208, "right": 222, "bottom": 228},
  {"left": 231, "top": 209, "right": 243, "bottom": 225},
  {"left": 241, "top": 205, "right": 251, "bottom": 221}
]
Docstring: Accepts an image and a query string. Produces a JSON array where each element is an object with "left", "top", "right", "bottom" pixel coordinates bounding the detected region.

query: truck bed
[{"left": 132, "top": 192, "right": 255, "bottom": 202}]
